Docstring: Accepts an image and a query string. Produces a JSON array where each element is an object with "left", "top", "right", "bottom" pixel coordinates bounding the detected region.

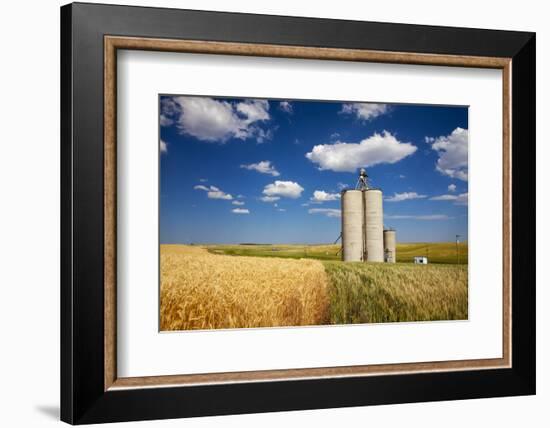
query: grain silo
[
  {"left": 340, "top": 168, "right": 395, "bottom": 263},
  {"left": 383, "top": 229, "right": 397, "bottom": 263},
  {"left": 341, "top": 190, "right": 364, "bottom": 261},
  {"left": 364, "top": 189, "right": 384, "bottom": 262}
]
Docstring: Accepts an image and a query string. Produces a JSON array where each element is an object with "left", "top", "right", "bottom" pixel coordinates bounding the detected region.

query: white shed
[{"left": 414, "top": 256, "right": 428, "bottom": 264}]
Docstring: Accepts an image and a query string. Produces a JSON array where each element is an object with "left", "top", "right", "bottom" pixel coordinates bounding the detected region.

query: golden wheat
[{"left": 160, "top": 245, "right": 330, "bottom": 331}]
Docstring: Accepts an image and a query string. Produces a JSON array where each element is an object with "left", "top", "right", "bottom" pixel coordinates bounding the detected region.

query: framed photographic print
[
  {"left": 157, "top": 94, "right": 470, "bottom": 333},
  {"left": 61, "top": 2, "right": 536, "bottom": 424}
]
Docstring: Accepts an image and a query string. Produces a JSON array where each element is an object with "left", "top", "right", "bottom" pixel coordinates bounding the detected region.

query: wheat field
[
  {"left": 161, "top": 244, "right": 468, "bottom": 331},
  {"left": 323, "top": 262, "right": 468, "bottom": 324},
  {"left": 160, "top": 245, "right": 330, "bottom": 330}
]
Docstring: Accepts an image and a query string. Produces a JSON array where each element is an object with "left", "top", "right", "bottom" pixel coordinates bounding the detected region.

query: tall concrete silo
[
  {"left": 341, "top": 190, "right": 364, "bottom": 262},
  {"left": 383, "top": 229, "right": 397, "bottom": 263},
  {"left": 364, "top": 189, "right": 384, "bottom": 262}
]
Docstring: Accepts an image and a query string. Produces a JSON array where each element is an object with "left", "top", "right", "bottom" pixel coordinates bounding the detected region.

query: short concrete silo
[
  {"left": 364, "top": 189, "right": 384, "bottom": 262},
  {"left": 383, "top": 229, "right": 397, "bottom": 263},
  {"left": 341, "top": 190, "right": 364, "bottom": 262}
]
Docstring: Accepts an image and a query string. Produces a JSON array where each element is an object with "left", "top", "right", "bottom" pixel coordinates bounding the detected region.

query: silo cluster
[
  {"left": 383, "top": 229, "right": 396, "bottom": 263},
  {"left": 340, "top": 171, "right": 396, "bottom": 263}
]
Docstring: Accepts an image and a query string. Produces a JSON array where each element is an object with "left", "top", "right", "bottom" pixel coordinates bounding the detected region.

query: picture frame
[{"left": 61, "top": 2, "right": 535, "bottom": 424}]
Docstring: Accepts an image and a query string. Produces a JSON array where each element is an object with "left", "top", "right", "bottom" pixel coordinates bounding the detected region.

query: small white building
[{"left": 414, "top": 256, "right": 428, "bottom": 264}]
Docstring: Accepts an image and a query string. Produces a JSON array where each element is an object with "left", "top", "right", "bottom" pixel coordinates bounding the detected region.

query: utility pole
[{"left": 455, "top": 234, "right": 461, "bottom": 265}]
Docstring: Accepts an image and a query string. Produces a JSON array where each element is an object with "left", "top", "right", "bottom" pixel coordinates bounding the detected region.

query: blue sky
[{"left": 159, "top": 95, "right": 468, "bottom": 244}]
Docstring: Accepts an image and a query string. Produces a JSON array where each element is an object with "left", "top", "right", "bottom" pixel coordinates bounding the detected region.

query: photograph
[{"left": 159, "top": 95, "right": 469, "bottom": 331}]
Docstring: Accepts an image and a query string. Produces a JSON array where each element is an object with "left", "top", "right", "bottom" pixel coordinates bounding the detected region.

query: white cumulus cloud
[
  {"left": 160, "top": 97, "right": 178, "bottom": 127},
  {"left": 311, "top": 190, "right": 340, "bottom": 203},
  {"left": 194, "top": 184, "right": 233, "bottom": 200},
  {"left": 430, "top": 192, "right": 468, "bottom": 206},
  {"left": 262, "top": 181, "right": 304, "bottom": 199},
  {"left": 385, "top": 192, "right": 427, "bottom": 202},
  {"left": 232, "top": 200, "right": 245, "bottom": 206},
  {"left": 260, "top": 196, "right": 280, "bottom": 203},
  {"left": 160, "top": 140, "right": 167, "bottom": 153},
  {"left": 160, "top": 115, "right": 173, "bottom": 127},
  {"left": 279, "top": 101, "right": 293, "bottom": 114},
  {"left": 340, "top": 103, "right": 389, "bottom": 121},
  {"left": 455, "top": 193, "right": 468, "bottom": 205},
  {"left": 161, "top": 96, "right": 272, "bottom": 143},
  {"left": 240, "top": 160, "right": 280, "bottom": 176},
  {"left": 448, "top": 183, "right": 457, "bottom": 192},
  {"left": 208, "top": 191, "right": 233, "bottom": 200},
  {"left": 305, "top": 131, "right": 416, "bottom": 172},
  {"left": 232, "top": 208, "right": 250, "bottom": 214},
  {"left": 426, "top": 127, "right": 468, "bottom": 181},
  {"left": 385, "top": 214, "right": 450, "bottom": 220},
  {"left": 430, "top": 194, "right": 457, "bottom": 201},
  {"left": 308, "top": 208, "right": 341, "bottom": 218},
  {"left": 336, "top": 182, "right": 349, "bottom": 190}
]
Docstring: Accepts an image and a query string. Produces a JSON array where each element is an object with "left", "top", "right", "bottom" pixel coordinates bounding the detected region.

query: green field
[
  {"left": 323, "top": 261, "right": 467, "bottom": 324},
  {"left": 207, "top": 242, "right": 468, "bottom": 264}
]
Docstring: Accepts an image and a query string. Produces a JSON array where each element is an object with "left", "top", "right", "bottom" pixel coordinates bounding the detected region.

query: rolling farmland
[
  {"left": 206, "top": 242, "right": 468, "bottom": 264},
  {"left": 161, "top": 243, "right": 468, "bottom": 331}
]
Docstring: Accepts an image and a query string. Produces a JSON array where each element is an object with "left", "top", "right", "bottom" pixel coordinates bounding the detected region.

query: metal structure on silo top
[
  {"left": 383, "top": 229, "right": 397, "bottom": 263},
  {"left": 341, "top": 189, "right": 363, "bottom": 262},
  {"left": 364, "top": 189, "right": 384, "bottom": 262}
]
